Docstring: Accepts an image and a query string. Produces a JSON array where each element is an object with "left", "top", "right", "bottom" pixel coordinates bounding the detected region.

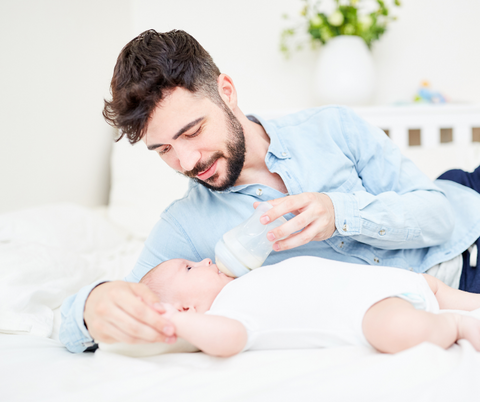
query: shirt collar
[
  {"left": 213, "top": 114, "right": 291, "bottom": 194},
  {"left": 247, "top": 114, "right": 291, "bottom": 160}
]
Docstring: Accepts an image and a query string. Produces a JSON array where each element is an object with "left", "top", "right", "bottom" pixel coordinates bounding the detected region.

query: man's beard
[{"left": 182, "top": 106, "right": 246, "bottom": 192}]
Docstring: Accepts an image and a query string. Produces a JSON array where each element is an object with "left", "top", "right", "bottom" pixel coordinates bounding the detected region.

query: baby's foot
[{"left": 456, "top": 314, "right": 480, "bottom": 351}]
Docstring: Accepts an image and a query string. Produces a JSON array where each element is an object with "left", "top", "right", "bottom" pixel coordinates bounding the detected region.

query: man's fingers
[
  {"left": 260, "top": 195, "right": 305, "bottom": 224},
  {"left": 95, "top": 321, "right": 151, "bottom": 345},
  {"left": 88, "top": 304, "right": 165, "bottom": 344},
  {"left": 117, "top": 290, "right": 174, "bottom": 336},
  {"left": 130, "top": 283, "right": 166, "bottom": 314},
  {"left": 106, "top": 306, "right": 170, "bottom": 343},
  {"left": 273, "top": 222, "right": 326, "bottom": 251},
  {"left": 266, "top": 213, "right": 312, "bottom": 244},
  {"left": 84, "top": 281, "right": 176, "bottom": 345}
]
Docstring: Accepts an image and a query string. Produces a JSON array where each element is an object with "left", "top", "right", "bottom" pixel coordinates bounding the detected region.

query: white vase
[{"left": 314, "top": 35, "right": 376, "bottom": 106}]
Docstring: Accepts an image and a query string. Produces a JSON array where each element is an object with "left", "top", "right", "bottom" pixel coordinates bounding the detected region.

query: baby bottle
[{"left": 215, "top": 202, "right": 287, "bottom": 277}]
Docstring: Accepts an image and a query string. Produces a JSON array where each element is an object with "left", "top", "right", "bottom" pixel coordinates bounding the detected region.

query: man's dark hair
[{"left": 103, "top": 29, "right": 222, "bottom": 144}]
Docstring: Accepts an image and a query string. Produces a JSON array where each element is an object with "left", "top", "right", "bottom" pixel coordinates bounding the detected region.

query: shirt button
[
  {"left": 82, "top": 341, "right": 96, "bottom": 347},
  {"left": 409, "top": 267, "right": 413, "bottom": 272},
  {"left": 373, "top": 258, "right": 380, "bottom": 263},
  {"left": 379, "top": 229, "right": 386, "bottom": 236},
  {"left": 256, "top": 188, "right": 263, "bottom": 196},
  {"left": 339, "top": 241, "right": 344, "bottom": 248},
  {"left": 282, "top": 152, "right": 287, "bottom": 157},
  {"left": 342, "top": 224, "right": 348, "bottom": 232}
]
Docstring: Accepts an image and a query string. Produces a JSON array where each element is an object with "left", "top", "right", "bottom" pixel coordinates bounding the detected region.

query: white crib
[
  {"left": 355, "top": 104, "right": 480, "bottom": 180},
  {"left": 354, "top": 104, "right": 480, "bottom": 150}
]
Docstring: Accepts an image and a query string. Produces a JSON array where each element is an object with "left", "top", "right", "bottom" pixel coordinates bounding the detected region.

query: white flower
[
  {"left": 359, "top": 14, "right": 373, "bottom": 29},
  {"left": 311, "top": 15, "right": 322, "bottom": 27},
  {"left": 343, "top": 24, "right": 355, "bottom": 34},
  {"left": 328, "top": 10, "right": 344, "bottom": 26}
]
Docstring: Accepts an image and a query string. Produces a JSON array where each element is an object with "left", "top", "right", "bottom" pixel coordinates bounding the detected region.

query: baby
[{"left": 140, "top": 255, "right": 480, "bottom": 357}]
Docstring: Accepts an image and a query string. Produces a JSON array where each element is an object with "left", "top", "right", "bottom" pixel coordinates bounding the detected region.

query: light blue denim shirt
[{"left": 60, "top": 106, "right": 480, "bottom": 353}]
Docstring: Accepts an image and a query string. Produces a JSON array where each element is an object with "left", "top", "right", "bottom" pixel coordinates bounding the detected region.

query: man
[{"left": 60, "top": 29, "right": 480, "bottom": 353}]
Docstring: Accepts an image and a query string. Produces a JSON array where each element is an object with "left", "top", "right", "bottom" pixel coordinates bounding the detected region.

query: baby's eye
[{"left": 186, "top": 266, "right": 192, "bottom": 271}]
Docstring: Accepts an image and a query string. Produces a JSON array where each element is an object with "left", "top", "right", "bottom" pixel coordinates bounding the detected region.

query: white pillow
[
  {"left": 107, "top": 139, "right": 190, "bottom": 239},
  {"left": 0, "top": 204, "right": 132, "bottom": 337},
  {"left": 0, "top": 203, "right": 127, "bottom": 253}
]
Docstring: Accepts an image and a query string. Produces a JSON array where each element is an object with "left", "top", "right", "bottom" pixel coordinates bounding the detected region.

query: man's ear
[{"left": 217, "top": 74, "right": 237, "bottom": 109}]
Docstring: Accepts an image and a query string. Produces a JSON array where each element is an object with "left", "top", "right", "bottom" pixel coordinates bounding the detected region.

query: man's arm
[
  {"left": 163, "top": 304, "right": 248, "bottom": 357},
  {"left": 257, "top": 107, "right": 454, "bottom": 252},
  {"left": 59, "top": 281, "right": 175, "bottom": 353}
]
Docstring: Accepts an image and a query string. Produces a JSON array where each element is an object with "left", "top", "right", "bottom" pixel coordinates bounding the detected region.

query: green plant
[{"left": 281, "top": 0, "right": 401, "bottom": 56}]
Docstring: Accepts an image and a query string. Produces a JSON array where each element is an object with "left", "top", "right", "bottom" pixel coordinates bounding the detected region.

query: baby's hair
[{"left": 140, "top": 261, "right": 171, "bottom": 300}]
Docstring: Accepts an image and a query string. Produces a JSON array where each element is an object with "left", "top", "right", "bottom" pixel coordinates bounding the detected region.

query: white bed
[{"left": 2, "top": 104, "right": 480, "bottom": 402}]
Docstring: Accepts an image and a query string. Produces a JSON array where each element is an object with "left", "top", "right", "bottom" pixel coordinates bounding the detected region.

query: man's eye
[
  {"left": 158, "top": 145, "right": 171, "bottom": 155},
  {"left": 185, "top": 126, "right": 202, "bottom": 139}
]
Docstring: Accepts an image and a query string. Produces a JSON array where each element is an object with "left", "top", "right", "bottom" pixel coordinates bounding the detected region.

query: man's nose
[{"left": 175, "top": 145, "right": 201, "bottom": 172}]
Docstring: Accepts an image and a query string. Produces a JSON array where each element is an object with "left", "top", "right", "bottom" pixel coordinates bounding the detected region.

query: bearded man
[{"left": 60, "top": 29, "right": 480, "bottom": 353}]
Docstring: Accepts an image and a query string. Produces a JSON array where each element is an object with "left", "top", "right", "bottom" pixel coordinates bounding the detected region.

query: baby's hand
[{"left": 157, "top": 302, "right": 179, "bottom": 321}]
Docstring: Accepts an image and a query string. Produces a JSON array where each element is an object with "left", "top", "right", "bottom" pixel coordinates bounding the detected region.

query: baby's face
[{"left": 153, "top": 258, "right": 233, "bottom": 313}]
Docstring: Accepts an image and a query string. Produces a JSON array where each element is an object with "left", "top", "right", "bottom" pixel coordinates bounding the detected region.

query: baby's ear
[{"left": 181, "top": 305, "right": 196, "bottom": 313}]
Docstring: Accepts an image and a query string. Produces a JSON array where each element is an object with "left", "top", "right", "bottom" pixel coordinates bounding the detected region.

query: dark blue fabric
[{"left": 438, "top": 166, "right": 480, "bottom": 293}]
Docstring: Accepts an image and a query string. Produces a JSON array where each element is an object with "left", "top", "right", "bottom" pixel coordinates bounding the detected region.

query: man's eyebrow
[{"left": 147, "top": 116, "right": 205, "bottom": 151}]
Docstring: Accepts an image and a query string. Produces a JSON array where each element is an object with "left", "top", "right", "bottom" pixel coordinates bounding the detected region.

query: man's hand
[
  {"left": 84, "top": 281, "right": 176, "bottom": 345},
  {"left": 254, "top": 192, "right": 336, "bottom": 252}
]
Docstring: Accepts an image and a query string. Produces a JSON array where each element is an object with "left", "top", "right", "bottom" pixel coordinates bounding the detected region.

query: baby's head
[{"left": 140, "top": 258, "right": 234, "bottom": 313}]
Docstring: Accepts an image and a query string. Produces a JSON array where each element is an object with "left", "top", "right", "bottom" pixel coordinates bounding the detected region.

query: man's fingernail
[
  {"left": 260, "top": 216, "right": 270, "bottom": 224},
  {"left": 273, "top": 243, "right": 280, "bottom": 251},
  {"left": 163, "top": 326, "right": 174, "bottom": 336},
  {"left": 267, "top": 232, "right": 275, "bottom": 241}
]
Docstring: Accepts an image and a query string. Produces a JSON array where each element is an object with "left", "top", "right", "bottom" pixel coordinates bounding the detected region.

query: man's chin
[{"left": 193, "top": 173, "right": 234, "bottom": 192}]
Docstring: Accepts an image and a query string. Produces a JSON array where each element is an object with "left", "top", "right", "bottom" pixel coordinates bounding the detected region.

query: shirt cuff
[
  {"left": 59, "top": 280, "right": 108, "bottom": 353},
  {"left": 324, "top": 192, "right": 361, "bottom": 236}
]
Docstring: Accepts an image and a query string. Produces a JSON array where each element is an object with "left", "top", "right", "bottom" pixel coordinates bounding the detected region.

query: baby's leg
[
  {"left": 363, "top": 298, "right": 459, "bottom": 353},
  {"left": 422, "top": 273, "right": 480, "bottom": 311}
]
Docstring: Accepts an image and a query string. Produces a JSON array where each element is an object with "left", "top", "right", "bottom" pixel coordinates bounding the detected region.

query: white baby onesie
[{"left": 206, "top": 256, "right": 439, "bottom": 351}]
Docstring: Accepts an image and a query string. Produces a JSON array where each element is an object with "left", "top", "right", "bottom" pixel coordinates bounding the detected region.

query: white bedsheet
[
  {"left": 2, "top": 204, "right": 480, "bottom": 401},
  {"left": 3, "top": 334, "right": 480, "bottom": 402}
]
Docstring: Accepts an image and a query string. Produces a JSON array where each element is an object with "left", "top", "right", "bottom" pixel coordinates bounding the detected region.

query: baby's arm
[{"left": 162, "top": 304, "right": 248, "bottom": 357}]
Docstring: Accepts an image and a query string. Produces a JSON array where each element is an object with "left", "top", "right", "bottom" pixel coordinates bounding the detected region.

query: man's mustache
[{"left": 183, "top": 152, "right": 223, "bottom": 179}]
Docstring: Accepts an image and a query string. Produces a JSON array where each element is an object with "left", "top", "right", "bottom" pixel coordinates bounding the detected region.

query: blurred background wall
[{"left": 1, "top": 0, "right": 479, "bottom": 213}]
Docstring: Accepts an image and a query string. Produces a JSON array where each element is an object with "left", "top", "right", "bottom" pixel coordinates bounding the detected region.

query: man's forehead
[{"left": 144, "top": 96, "right": 210, "bottom": 147}]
